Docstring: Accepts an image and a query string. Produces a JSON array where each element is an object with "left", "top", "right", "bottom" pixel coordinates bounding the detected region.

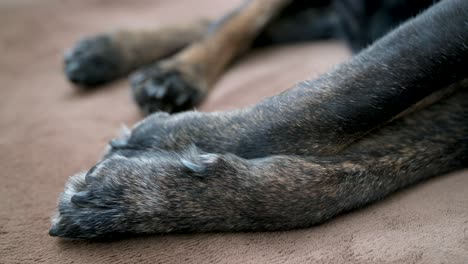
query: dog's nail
[
  {"left": 145, "top": 79, "right": 167, "bottom": 98},
  {"left": 181, "top": 158, "right": 204, "bottom": 173},
  {"left": 49, "top": 225, "right": 59, "bottom": 237},
  {"left": 144, "top": 82, "right": 160, "bottom": 97},
  {"left": 85, "top": 165, "right": 99, "bottom": 183},
  {"left": 71, "top": 191, "right": 93, "bottom": 207},
  {"left": 200, "top": 154, "right": 219, "bottom": 164},
  {"left": 110, "top": 138, "right": 128, "bottom": 148}
]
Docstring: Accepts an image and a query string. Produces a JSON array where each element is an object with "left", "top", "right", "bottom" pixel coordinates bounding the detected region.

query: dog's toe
[
  {"left": 50, "top": 167, "right": 129, "bottom": 239},
  {"left": 65, "top": 35, "right": 125, "bottom": 86}
]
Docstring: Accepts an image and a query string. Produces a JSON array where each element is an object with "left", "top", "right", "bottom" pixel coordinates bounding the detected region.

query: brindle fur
[
  {"left": 130, "top": 0, "right": 292, "bottom": 114},
  {"left": 65, "top": 20, "right": 210, "bottom": 86},
  {"left": 51, "top": 0, "right": 468, "bottom": 239}
]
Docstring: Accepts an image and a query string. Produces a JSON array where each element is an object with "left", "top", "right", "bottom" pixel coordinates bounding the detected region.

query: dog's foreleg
[
  {"left": 106, "top": 0, "right": 468, "bottom": 158},
  {"left": 50, "top": 86, "right": 468, "bottom": 238},
  {"left": 249, "top": 0, "right": 468, "bottom": 155}
]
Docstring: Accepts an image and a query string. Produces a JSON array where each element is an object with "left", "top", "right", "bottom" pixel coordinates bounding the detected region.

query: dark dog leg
[
  {"left": 64, "top": 20, "right": 210, "bottom": 86},
  {"left": 49, "top": 86, "right": 468, "bottom": 238},
  {"left": 106, "top": 0, "right": 468, "bottom": 158}
]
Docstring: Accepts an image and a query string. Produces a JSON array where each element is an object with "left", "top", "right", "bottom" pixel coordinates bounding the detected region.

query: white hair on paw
[{"left": 51, "top": 172, "right": 86, "bottom": 225}]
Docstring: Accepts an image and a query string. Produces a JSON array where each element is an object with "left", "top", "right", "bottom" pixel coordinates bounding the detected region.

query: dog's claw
[
  {"left": 71, "top": 191, "right": 94, "bottom": 207},
  {"left": 110, "top": 138, "right": 128, "bottom": 148},
  {"left": 181, "top": 158, "right": 205, "bottom": 173}
]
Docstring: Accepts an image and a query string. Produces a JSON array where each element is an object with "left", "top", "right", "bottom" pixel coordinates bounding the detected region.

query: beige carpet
[{"left": 1, "top": 0, "right": 467, "bottom": 263}]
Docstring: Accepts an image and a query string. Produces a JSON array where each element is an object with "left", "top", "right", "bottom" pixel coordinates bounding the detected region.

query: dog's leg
[
  {"left": 50, "top": 0, "right": 468, "bottom": 238},
  {"left": 65, "top": 20, "right": 210, "bottom": 86},
  {"left": 64, "top": 1, "right": 336, "bottom": 89},
  {"left": 131, "top": 0, "right": 292, "bottom": 114},
  {"left": 50, "top": 87, "right": 468, "bottom": 238},
  {"left": 106, "top": 0, "right": 468, "bottom": 158}
]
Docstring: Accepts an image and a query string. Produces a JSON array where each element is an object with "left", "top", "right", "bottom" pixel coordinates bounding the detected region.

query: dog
[{"left": 50, "top": 0, "right": 468, "bottom": 239}]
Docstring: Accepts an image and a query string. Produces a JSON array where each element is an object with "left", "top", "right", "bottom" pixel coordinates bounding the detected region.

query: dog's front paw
[
  {"left": 65, "top": 35, "right": 126, "bottom": 86},
  {"left": 130, "top": 62, "right": 206, "bottom": 115},
  {"left": 49, "top": 149, "right": 242, "bottom": 239},
  {"left": 49, "top": 157, "right": 137, "bottom": 239}
]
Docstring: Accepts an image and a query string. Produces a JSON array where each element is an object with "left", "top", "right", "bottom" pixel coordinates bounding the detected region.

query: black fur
[{"left": 130, "top": 65, "right": 205, "bottom": 114}]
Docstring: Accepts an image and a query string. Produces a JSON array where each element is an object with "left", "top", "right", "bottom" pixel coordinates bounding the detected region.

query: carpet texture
[{"left": 1, "top": 0, "right": 467, "bottom": 263}]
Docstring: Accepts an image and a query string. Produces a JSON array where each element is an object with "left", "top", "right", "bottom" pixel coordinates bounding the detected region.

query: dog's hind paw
[
  {"left": 65, "top": 35, "right": 126, "bottom": 86},
  {"left": 130, "top": 62, "right": 206, "bottom": 115}
]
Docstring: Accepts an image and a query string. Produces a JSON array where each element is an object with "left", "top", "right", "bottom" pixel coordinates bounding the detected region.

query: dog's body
[{"left": 50, "top": 0, "right": 468, "bottom": 239}]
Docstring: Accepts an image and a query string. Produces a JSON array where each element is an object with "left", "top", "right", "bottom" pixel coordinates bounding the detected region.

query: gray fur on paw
[
  {"left": 49, "top": 157, "right": 134, "bottom": 239},
  {"left": 49, "top": 148, "right": 227, "bottom": 239},
  {"left": 102, "top": 112, "right": 174, "bottom": 159},
  {"left": 131, "top": 64, "right": 205, "bottom": 115},
  {"left": 65, "top": 35, "right": 125, "bottom": 86}
]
